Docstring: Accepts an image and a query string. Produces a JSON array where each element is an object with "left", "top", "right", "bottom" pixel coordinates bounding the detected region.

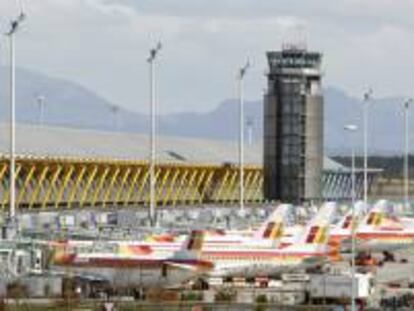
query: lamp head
[
  {"left": 148, "top": 41, "right": 162, "bottom": 63},
  {"left": 239, "top": 59, "right": 250, "bottom": 79},
  {"left": 6, "top": 14, "right": 25, "bottom": 36},
  {"left": 36, "top": 95, "right": 45, "bottom": 104},
  {"left": 363, "top": 88, "right": 373, "bottom": 101},
  {"left": 404, "top": 98, "right": 412, "bottom": 109},
  {"left": 155, "top": 41, "right": 162, "bottom": 52}
]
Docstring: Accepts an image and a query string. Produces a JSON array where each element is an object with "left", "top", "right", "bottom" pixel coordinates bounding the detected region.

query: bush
[
  {"left": 181, "top": 291, "right": 202, "bottom": 301},
  {"left": 214, "top": 289, "right": 235, "bottom": 302},
  {"left": 255, "top": 294, "right": 268, "bottom": 311},
  {"left": 256, "top": 294, "right": 268, "bottom": 304}
]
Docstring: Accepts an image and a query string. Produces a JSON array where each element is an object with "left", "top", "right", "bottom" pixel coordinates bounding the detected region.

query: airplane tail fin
[
  {"left": 173, "top": 230, "right": 205, "bottom": 260},
  {"left": 283, "top": 202, "right": 337, "bottom": 254},
  {"left": 360, "top": 200, "right": 405, "bottom": 231},
  {"left": 255, "top": 204, "right": 292, "bottom": 241},
  {"left": 359, "top": 200, "right": 388, "bottom": 230},
  {"left": 183, "top": 230, "right": 204, "bottom": 252},
  {"left": 334, "top": 201, "right": 367, "bottom": 232}
]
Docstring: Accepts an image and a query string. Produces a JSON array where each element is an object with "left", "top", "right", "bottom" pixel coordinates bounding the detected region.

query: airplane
[
  {"left": 48, "top": 230, "right": 213, "bottom": 289},
  {"left": 199, "top": 203, "right": 293, "bottom": 248},
  {"left": 340, "top": 200, "right": 414, "bottom": 256},
  {"left": 329, "top": 201, "right": 367, "bottom": 246},
  {"left": 273, "top": 202, "right": 367, "bottom": 251},
  {"left": 163, "top": 203, "right": 292, "bottom": 246},
  {"left": 57, "top": 204, "right": 293, "bottom": 257},
  {"left": 198, "top": 202, "right": 338, "bottom": 278},
  {"left": 270, "top": 201, "right": 369, "bottom": 262}
]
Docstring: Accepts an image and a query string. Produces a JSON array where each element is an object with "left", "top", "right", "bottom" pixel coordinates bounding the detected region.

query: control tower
[{"left": 264, "top": 46, "right": 323, "bottom": 204}]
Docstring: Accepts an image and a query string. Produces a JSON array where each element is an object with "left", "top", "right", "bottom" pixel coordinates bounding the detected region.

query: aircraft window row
[
  {"left": 203, "top": 255, "right": 274, "bottom": 262},
  {"left": 74, "top": 244, "right": 119, "bottom": 254}
]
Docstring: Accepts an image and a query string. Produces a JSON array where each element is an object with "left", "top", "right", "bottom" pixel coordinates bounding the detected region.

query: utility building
[{"left": 264, "top": 46, "right": 324, "bottom": 203}]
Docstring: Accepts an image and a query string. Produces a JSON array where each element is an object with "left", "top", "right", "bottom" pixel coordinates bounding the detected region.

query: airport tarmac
[{"left": 3, "top": 203, "right": 414, "bottom": 310}]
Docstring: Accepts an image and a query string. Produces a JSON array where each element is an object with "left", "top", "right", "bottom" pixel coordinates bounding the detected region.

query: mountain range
[{"left": 0, "top": 66, "right": 412, "bottom": 155}]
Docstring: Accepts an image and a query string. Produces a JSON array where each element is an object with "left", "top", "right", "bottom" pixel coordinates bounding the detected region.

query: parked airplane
[
  {"left": 168, "top": 203, "right": 292, "bottom": 248},
  {"left": 48, "top": 230, "right": 213, "bottom": 288},
  {"left": 341, "top": 200, "right": 414, "bottom": 255},
  {"left": 58, "top": 204, "right": 293, "bottom": 257},
  {"left": 329, "top": 201, "right": 367, "bottom": 245},
  {"left": 202, "top": 203, "right": 293, "bottom": 248},
  {"left": 200, "top": 202, "right": 338, "bottom": 278}
]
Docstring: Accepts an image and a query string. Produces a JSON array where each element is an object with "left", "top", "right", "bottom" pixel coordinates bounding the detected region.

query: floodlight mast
[
  {"left": 110, "top": 104, "right": 120, "bottom": 131},
  {"left": 147, "top": 42, "right": 162, "bottom": 227},
  {"left": 363, "top": 88, "right": 372, "bottom": 206},
  {"left": 238, "top": 60, "right": 250, "bottom": 214},
  {"left": 247, "top": 117, "right": 254, "bottom": 146},
  {"left": 403, "top": 99, "right": 412, "bottom": 211},
  {"left": 36, "top": 95, "right": 46, "bottom": 126},
  {"left": 344, "top": 123, "right": 358, "bottom": 311},
  {"left": 5, "top": 11, "right": 26, "bottom": 223}
]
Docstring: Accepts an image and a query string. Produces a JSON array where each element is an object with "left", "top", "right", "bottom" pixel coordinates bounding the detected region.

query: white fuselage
[{"left": 51, "top": 250, "right": 211, "bottom": 288}]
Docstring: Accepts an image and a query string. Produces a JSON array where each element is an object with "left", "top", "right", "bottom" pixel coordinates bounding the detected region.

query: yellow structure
[{"left": 0, "top": 155, "right": 264, "bottom": 210}]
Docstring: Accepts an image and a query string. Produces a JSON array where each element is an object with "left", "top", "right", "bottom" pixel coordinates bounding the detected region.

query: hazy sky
[{"left": 0, "top": 0, "right": 413, "bottom": 113}]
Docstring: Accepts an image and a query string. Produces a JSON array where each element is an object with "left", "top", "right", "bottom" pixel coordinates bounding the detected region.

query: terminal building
[
  {"left": 264, "top": 46, "right": 324, "bottom": 204},
  {"left": 0, "top": 124, "right": 377, "bottom": 210},
  {"left": 0, "top": 48, "right": 380, "bottom": 210}
]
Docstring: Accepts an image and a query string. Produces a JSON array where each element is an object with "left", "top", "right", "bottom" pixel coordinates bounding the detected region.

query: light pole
[
  {"left": 147, "top": 42, "right": 162, "bottom": 227},
  {"left": 344, "top": 123, "right": 358, "bottom": 311},
  {"left": 363, "top": 89, "right": 372, "bottom": 206},
  {"left": 345, "top": 124, "right": 358, "bottom": 205},
  {"left": 246, "top": 117, "right": 254, "bottom": 147},
  {"left": 5, "top": 11, "right": 25, "bottom": 223},
  {"left": 238, "top": 60, "right": 250, "bottom": 214},
  {"left": 110, "top": 104, "right": 120, "bottom": 131},
  {"left": 36, "top": 95, "right": 45, "bottom": 126},
  {"left": 403, "top": 99, "right": 412, "bottom": 211}
]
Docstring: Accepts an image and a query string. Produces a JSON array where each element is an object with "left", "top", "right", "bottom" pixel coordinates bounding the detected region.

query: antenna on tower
[{"left": 281, "top": 21, "right": 308, "bottom": 51}]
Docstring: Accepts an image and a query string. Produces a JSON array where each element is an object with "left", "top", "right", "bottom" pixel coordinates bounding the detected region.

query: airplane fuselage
[
  {"left": 52, "top": 253, "right": 212, "bottom": 288},
  {"left": 199, "top": 248, "right": 326, "bottom": 278}
]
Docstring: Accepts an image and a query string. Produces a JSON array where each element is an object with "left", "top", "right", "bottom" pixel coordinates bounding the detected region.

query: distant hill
[
  {"left": 0, "top": 66, "right": 412, "bottom": 155},
  {"left": 323, "top": 88, "right": 410, "bottom": 155},
  {"left": 0, "top": 67, "right": 148, "bottom": 132}
]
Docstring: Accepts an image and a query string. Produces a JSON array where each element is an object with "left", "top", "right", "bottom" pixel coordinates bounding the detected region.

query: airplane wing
[
  {"left": 164, "top": 260, "right": 213, "bottom": 272},
  {"left": 165, "top": 262, "right": 197, "bottom": 271},
  {"left": 43, "top": 268, "right": 108, "bottom": 282}
]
